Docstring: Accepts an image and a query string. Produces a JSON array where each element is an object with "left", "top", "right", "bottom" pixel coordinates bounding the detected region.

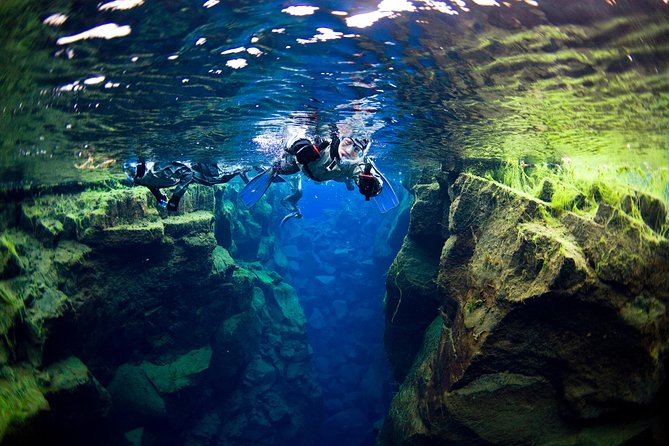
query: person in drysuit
[
  {"left": 124, "top": 161, "right": 244, "bottom": 211},
  {"left": 240, "top": 132, "right": 397, "bottom": 221}
]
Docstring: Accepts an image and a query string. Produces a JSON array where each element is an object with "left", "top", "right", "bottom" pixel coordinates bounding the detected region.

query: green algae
[
  {"left": 482, "top": 158, "right": 668, "bottom": 236},
  {"left": 0, "top": 366, "right": 48, "bottom": 442}
]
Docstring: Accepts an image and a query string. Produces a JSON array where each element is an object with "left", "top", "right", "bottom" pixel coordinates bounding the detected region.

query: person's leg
[
  {"left": 167, "top": 170, "right": 194, "bottom": 211},
  {"left": 281, "top": 175, "right": 303, "bottom": 213},
  {"left": 148, "top": 187, "right": 168, "bottom": 208}
]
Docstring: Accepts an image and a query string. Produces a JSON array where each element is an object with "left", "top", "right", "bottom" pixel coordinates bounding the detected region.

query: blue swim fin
[
  {"left": 240, "top": 168, "right": 277, "bottom": 208},
  {"left": 369, "top": 159, "right": 399, "bottom": 213},
  {"left": 253, "top": 166, "right": 285, "bottom": 183}
]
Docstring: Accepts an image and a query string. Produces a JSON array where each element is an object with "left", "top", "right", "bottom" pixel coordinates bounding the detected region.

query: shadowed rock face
[
  {"left": 0, "top": 183, "right": 321, "bottom": 446},
  {"left": 379, "top": 173, "right": 669, "bottom": 446}
]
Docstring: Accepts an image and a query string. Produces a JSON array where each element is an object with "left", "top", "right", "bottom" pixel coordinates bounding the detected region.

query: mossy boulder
[
  {"left": 107, "top": 364, "right": 167, "bottom": 422},
  {"left": 620, "top": 191, "right": 667, "bottom": 234},
  {"left": 39, "top": 356, "right": 112, "bottom": 431},
  {"left": 142, "top": 347, "right": 212, "bottom": 396},
  {"left": 211, "top": 246, "right": 236, "bottom": 279},
  {"left": 163, "top": 211, "right": 213, "bottom": 238},
  {"left": 380, "top": 173, "right": 669, "bottom": 446},
  {"left": 0, "top": 365, "right": 49, "bottom": 443}
]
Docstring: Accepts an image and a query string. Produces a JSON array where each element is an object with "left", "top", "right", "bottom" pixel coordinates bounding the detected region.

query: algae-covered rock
[
  {"left": 212, "top": 246, "right": 236, "bottom": 278},
  {"left": 40, "top": 356, "right": 112, "bottom": 428},
  {"left": 0, "top": 234, "right": 26, "bottom": 279},
  {"left": 82, "top": 221, "right": 165, "bottom": 248},
  {"left": 0, "top": 183, "right": 322, "bottom": 446},
  {"left": 407, "top": 181, "right": 448, "bottom": 247},
  {"left": 163, "top": 211, "right": 213, "bottom": 238},
  {"left": 107, "top": 364, "right": 167, "bottom": 422},
  {"left": 0, "top": 365, "right": 49, "bottom": 442},
  {"left": 384, "top": 237, "right": 441, "bottom": 381},
  {"left": 380, "top": 173, "right": 669, "bottom": 446},
  {"left": 142, "top": 347, "right": 212, "bottom": 395},
  {"left": 620, "top": 191, "right": 667, "bottom": 234}
]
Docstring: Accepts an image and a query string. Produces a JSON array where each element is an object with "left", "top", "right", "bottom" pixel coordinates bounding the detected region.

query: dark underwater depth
[{"left": 1, "top": 1, "right": 669, "bottom": 445}]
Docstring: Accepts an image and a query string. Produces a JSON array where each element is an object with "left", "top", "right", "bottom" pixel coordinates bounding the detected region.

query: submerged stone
[
  {"left": 107, "top": 364, "right": 167, "bottom": 421},
  {"left": 380, "top": 173, "right": 669, "bottom": 446}
]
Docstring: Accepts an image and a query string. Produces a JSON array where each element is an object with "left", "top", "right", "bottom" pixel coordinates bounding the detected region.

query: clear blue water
[
  {"left": 1, "top": 1, "right": 669, "bottom": 445},
  {"left": 3, "top": 0, "right": 668, "bottom": 186}
]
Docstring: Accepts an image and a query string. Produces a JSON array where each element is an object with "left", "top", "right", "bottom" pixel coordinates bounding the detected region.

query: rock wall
[
  {"left": 379, "top": 172, "right": 669, "bottom": 445},
  {"left": 0, "top": 183, "right": 321, "bottom": 445}
]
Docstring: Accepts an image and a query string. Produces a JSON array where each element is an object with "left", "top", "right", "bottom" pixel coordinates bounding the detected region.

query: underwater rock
[
  {"left": 320, "top": 408, "right": 371, "bottom": 446},
  {"left": 620, "top": 191, "right": 667, "bottom": 234},
  {"left": 39, "top": 356, "right": 113, "bottom": 435},
  {"left": 315, "top": 275, "right": 335, "bottom": 285},
  {"left": 384, "top": 237, "right": 441, "bottom": 382},
  {"left": 210, "top": 311, "right": 262, "bottom": 395},
  {"left": 0, "top": 365, "right": 49, "bottom": 443},
  {"left": 162, "top": 211, "right": 213, "bottom": 238},
  {"left": 211, "top": 245, "right": 236, "bottom": 278},
  {"left": 0, "top": 184, "right": 322, "bottom": 446},
  {"left": 107, "top": 364, "right": 167, "bottom": 422},
  {"left": 538, "top": 178, "right": 555, "bottom": 202},
  {"left": 309, "top": 309, "right": 326, "bottom": 330},
  {"left": 380, "top": 173, "right": 669, "bottom": 446},
  {"left": 142, "top": 347, "right": 212, "bottom": 395},
  {"left": 0, "top": 233, "right": 26, "bottom": 279},
  {"left": 407, "top": 180, "right": 449, "bottom": 247}
]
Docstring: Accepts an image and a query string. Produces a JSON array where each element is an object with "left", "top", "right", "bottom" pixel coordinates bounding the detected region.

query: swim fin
[
  {"left": 280, "top": 210, "right": 302, "bottom": 227},
  {"left": 239, "top": 168, "right": 277, "bottom": 208},
  {"left": 369, "top": 159, "right": 399, "bottom": 213},
  {"left": 253, "top": 166, "right": 286, "bottom": 183}
]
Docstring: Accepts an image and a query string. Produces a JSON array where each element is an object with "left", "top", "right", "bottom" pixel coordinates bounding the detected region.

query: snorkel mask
[
  {"left": 123, "top": 162, "right": 138, "bottom": 184},
  {"left": 338, "top": 138, "right": 371, "bottom": 165}
]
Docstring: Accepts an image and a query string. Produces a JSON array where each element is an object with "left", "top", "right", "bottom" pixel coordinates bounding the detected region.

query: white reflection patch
[
  {"left": 226, "top": 58, "right": 247, "bottom": 69},
  {"left": 43, "top": 13, "right": 68, "bottom": 26},
  {"left": 471, "top": 0, "right": 500, "bottom": 6},
  {"left": 420, "top": 0, "right": 458, "bottom": 14},
  {"left": 84, "top": 76, "right": 106, "bottom": 85},
  {"left": 99, "top": 0, "right": 144, "bottom": 11},
  {"left": 60, "top": 81, "right": 83, "bottom": 92},
  {"left": 203, "top": 0, "right": 219, "bottom": 8},
  {"left": 57, "top": 23, "right": 131, "bottom": 45},
  {"left": 346, "top": 11, "right": 393, "bottom": 28},
  {"left": 378, "top": 0, "right": 416, "bottom": 12},
  {"left": 296, "top": 27, "right": 349, "bottom": 44},
  {"left": 222, "top": 46, "right": 246, "bottom": 55},
  {"left": 282, "top": 6, "right": 319, "bottom": 16},
  {"left": 196, "top": 37, "right": 207, "bottom": 46}
]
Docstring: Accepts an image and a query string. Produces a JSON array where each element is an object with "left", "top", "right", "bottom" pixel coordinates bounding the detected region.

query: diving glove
[
  {"left": 167, "top": 196, "right": 180, "bottom": 212},
  {"left": 358, "top": 163, "right": 381, "bottom": 201}
]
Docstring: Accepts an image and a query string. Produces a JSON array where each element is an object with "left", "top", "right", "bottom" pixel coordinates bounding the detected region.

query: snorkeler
[
  {"left": 124, "top": 161, "right": 243, "bottom": 211},
  {"left": 240, "top": 133, "right": 399, "bottom": 217}
]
